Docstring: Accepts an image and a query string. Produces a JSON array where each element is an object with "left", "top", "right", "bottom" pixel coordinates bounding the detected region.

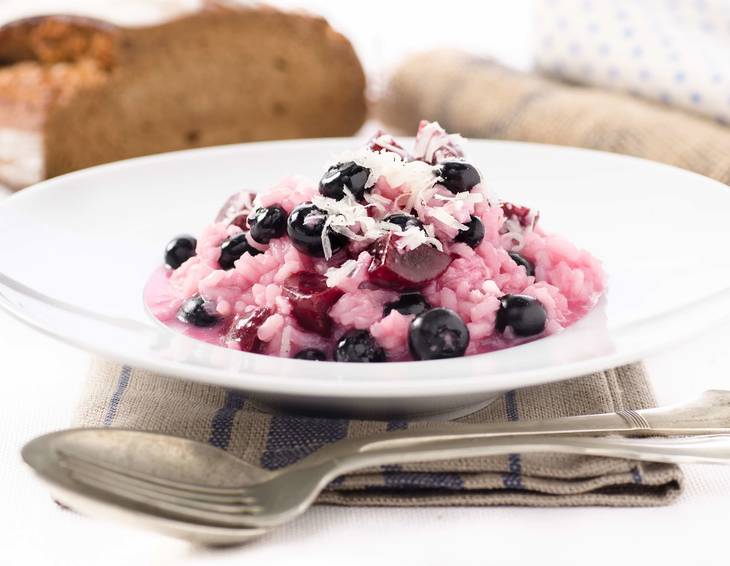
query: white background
[{"left": 1, "top": 1, "right": 730, "bottom": 564}]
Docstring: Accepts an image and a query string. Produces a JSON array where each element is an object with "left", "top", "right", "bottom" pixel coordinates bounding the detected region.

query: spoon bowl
[{"left": 22, "top": 428, "right": 269, "bottom": 545}]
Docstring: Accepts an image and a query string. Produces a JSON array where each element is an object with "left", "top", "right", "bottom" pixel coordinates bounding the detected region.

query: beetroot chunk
[
  {"left": 225, "top": 307, "right": 271, "bottom": 353},
  {"left": 283, "top": 272, "right": 344, "bottom": 337},
  {"left": 500, "top": 202, "right": 533, "bottom": 228},
  {"left": 215, "top": 191, "right": 257, "bottom": 228},
  {"left": 368, "top": 233, "right": 452, "bottom": 291}
]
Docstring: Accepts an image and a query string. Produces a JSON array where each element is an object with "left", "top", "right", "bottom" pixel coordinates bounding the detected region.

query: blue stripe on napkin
[
  {"left": 379, "top": 419, "right": 464, "bottom": 491},
  {"left": 208, "top": 390, "right": 246, "bottom": 449},
  {"left": 631, "top": 465, "right": 643, "bottom": 485},
  {"left": 386, "top": 420, "right": 408, "bottom": 432},
  {"left": 501, "top": 390, "right": 524, "bottom": 489},
  {"left": 260, "top": 415, "right": 349, "bottom": 470},
  {"left": 102, "top": 365, "right": 131, "bottom": 426},
  {"left": 382, "top": 471, "right": 464, "bottom": 490}
]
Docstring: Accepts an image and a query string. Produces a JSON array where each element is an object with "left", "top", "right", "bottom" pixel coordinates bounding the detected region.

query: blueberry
[
  {"left": 495, "top": 294, "right": 546, "bottom": 337},
  {"left": 334, "top": 329, "right": 386, "bottom": 362},
  {"left": 219, "top": 233, "right": 262, "bottom": 270},
  {"left": 177, "top": 295, "right": 221, "bottom": 327},
  {"left": 287, "top": 203, "right": 347, "bottom": 257},
  {"left": 383, "top": 213, "right": 425, "bottom": 233},
  {"left": 437, "top": 160, "right": 481, "bottom": 194},
  {"left": 383, "top": 292, "right": 432, "bottom": 317},
  {"left": 508, "top": 252, "right": 534, "bottom": 276},
  {"left": 319, "top": 161, "right": 371, "bottom": 201},
  {"left": 164, "top": 235, "right": 197, "bottom": 269},
  {"left": 408, "top": 308, "right": 470, "bottom": 360},
  {"left": 294, "top": 348, "right": 328, "bottom": 361},
  {"left": 248, "top": 205, "right": 287, "bottom": 244},
  {"left": 455, "top": 216, "right": 484, "bottom": 248}
]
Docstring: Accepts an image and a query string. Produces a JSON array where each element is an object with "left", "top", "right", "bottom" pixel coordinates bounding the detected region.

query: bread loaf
[{"left": 0, "top": 1, "right": 367, "bottom": 189}]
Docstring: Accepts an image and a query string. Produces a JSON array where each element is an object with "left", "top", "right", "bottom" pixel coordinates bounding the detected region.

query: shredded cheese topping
[
  {"left": 279, "top": 324, "right": 292, "bottom": 357},
  {"left": 362, "top": 191, "right": 391, "bottom": 214},
  {"left": 393, "top": 226, "right": 444, "bottom": 252},
  {"left": 412, "top": 121, "right": 466, "bottom": 164},
  {"left": 325, "top": 259, "right": 359, "bottom": 288},
  {"left": 334, "top": 148, "right": 438, "bottom": 194},
  {"left": 315, "top": 137, "right": 491, "bottom": 261},
  {"left": 369, "top": 133, "right": 410, "bottom": 159},
  {"left": 312, "top": 190, "right": 391, "bottom": 259},
  {"left": 428, "top": 206, "right": 469, "bottom": 231}
]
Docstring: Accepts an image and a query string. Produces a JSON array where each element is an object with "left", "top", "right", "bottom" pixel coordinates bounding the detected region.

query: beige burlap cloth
[
  {"left": 75, "top": 360, "right": 682, "bottom": 506},
  {"left": 379, "top": 50, "right": 730, "bottom": 186}
]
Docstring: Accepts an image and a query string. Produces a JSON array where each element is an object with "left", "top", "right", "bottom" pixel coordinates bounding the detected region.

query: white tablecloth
[
  {"left": 2, "top": 1, "right": 730, "bottom": 564},
  {"left": 2, "top": 302, "right": 730, "bottom": 566}
]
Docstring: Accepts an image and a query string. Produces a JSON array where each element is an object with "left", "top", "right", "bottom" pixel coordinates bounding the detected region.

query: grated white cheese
[
  {"left": 429, "top": 206, "right": 469, "bottom": 231},
  {"left": 310, "top": 128, "right": 487, "bottom": 255},
  {"left": 312, "top": 191, "right": 389, "bottom": 259},
  {"left": 433, "top": 191, "right": 484, "bottom": 206},
  {"left": 393, "top": 226, "right": 444, "bottom": 252},
  {"left": 378, "top": 221, "right": 400, "bottom": 232},
  {"left": 369, "top": 133, "right": 410, "bottom": 159},
  {"left": 325, "top": 259, "right": 359, "bottom": 288},
  {"left": 321, "top": 215, "right": 334, "bottom": 259},
  {"left": 363, "top": 191, "right": 391, "bottom": 215},
  {"left": 433, "top": 191, "right": 485, "bottom": 231},
  {"left": 404, "top": 173, "right": 440, "bottom": 216},
  {"left": 279, "top": 324, "right": 292, "bottom": 357},
  {"left": 335, "top": 148, "right": 439, "bottom": 195},
  {"left": 412, "top": 121, "right": 466, "bottom": 163}
]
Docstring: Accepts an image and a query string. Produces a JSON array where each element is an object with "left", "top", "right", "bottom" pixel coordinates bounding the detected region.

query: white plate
[{"left": 2, "top": 139, "right": 730, "bottom": 417}]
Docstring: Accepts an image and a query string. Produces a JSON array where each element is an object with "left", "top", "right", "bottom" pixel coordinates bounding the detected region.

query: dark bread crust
[{"left": 0, "top": 6, "right": 367, "bottom": 184}]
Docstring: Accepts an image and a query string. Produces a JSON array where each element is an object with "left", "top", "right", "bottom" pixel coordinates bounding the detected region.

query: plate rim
[{"left": 3, "top": 137, "right": 730, "bottom": 399}]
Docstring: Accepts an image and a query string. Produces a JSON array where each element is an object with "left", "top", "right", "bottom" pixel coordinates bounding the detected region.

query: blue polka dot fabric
[{"left": 535, "top": 0, "right": 730, "bottom": 124}]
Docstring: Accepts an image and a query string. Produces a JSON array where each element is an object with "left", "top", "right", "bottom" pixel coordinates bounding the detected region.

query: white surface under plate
[{"left": 1, "top": 138, "right": 730, "bottom": 416}]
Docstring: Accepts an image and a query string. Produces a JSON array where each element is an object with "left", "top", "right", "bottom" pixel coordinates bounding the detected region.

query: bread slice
[{"left": 0, "top": 3, "right": 367, "bottom": 189}]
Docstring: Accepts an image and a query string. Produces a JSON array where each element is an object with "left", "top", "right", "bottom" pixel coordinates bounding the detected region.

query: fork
[
  {"left": 32, "top": 390, "right": 730, "bottom": 529},
  {"left": 57, "top": 434, "right": 730, "bottom": 530}
]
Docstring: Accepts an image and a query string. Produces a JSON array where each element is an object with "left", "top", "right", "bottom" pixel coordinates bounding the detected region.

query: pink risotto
[{"left": 145, "top": 121, "right": 605, "bottom": 362}]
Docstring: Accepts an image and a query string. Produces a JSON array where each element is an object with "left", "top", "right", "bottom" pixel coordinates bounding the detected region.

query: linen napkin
[
  {"left": 74, "top": 360, "right": 682, "bottom": 507},
  {"left": 534, "top": 0, "right": 730, "bottom": 124},
  {"left": 379, "top": 49, "right": 730, "bottom": 186}
]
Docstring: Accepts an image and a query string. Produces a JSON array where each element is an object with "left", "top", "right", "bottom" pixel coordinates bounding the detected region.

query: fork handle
[
  {"left": 297, "top": 390, "right": 730, "bottom": 471},
  {"left": 329, "top": 434, "right": 730, "bottom": 476}
]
